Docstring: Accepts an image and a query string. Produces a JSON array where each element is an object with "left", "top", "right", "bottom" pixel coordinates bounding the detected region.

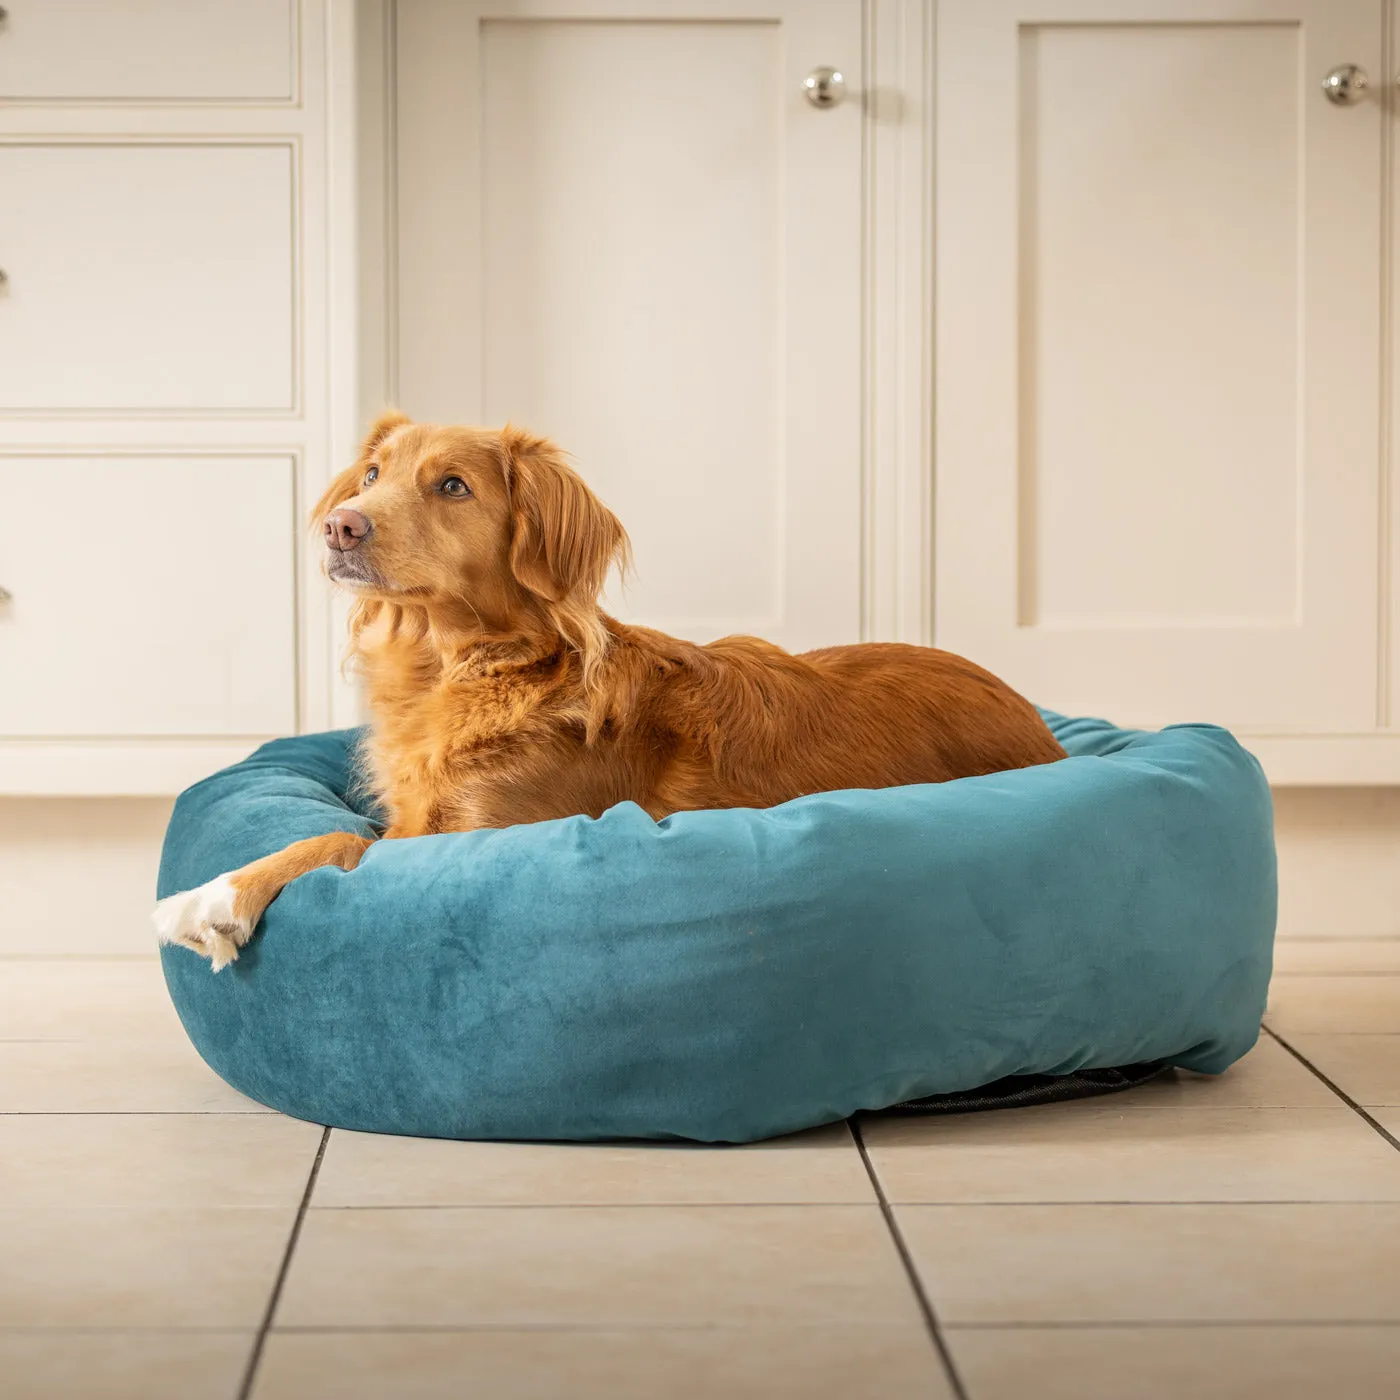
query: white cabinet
[
  {"left": 0, "top": 0, "right": 296, "bottom": 102},
  {"left": 3, "top": 0, "right": 1396, "bottom": 791},
  {"left": 0, "top": 144, "right": 296, "bottom": 413},
  {"left": 933, "top": 0, "right": 1397, "bottom": 769},
  {"left": 0, "top": 456, "right": 296, "bottom": 736},
  {"left": 0, "top": 0, "right": 353, "bottom": 795},
  {"left": 392, "top": 0, "right": 864, "bottom": 652}
]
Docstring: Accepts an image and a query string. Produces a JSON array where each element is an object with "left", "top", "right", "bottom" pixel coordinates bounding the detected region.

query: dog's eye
[
  {"left": 439, "top": 476, "right": 472, "bottom": 498},
  {"left": 363, "top": 466, "right": 379, "bottom": 485}
]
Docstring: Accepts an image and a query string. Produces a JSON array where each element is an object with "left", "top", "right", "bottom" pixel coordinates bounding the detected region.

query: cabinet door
[
  {"left": 0, "top": 456, "right": 296, "bottom": 737},
  {"left": 0, "top": 144, "right": 295, "bottom": 413},
  {"left": 935, "top": 0, "right": 1382, "bottom": 731},
  {"left": 393, "top": 0, "right": 862, "bottom": 651},
  {"left": 0, "top": 1, "right": 294, "bottom": 101}
]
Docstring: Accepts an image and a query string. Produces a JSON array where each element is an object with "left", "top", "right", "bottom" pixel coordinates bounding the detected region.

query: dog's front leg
[{"left": 152, "top": 831, "right": 375, "bottom": 971}]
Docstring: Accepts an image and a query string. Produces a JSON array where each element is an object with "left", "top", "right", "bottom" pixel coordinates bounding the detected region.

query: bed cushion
[{"left": 157, "top": 710, "right": 1276, "bottom": 1142}]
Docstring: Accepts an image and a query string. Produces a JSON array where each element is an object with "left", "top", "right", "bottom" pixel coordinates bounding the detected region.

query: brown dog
[{"left": 155, "top": 413, "right": 1064, "bottom": 968}]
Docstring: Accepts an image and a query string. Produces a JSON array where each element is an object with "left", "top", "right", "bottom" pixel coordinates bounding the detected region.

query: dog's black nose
[{"left": 324, "top": 508, "right": 371, "bottom": 551}]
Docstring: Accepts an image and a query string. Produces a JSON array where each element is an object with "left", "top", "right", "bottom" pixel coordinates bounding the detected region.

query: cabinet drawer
[
  {"left": 0, "top": 143, "right": 295, "bottom": 413},
  {"left": 0, "top": 455, "right": 296, "bottom": 738},
  {"left": 0, "top": 1, "right": 295, "bottom": 102}
]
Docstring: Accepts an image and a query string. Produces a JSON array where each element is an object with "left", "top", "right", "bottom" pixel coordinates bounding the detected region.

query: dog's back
[
  {"left": 624, "top": 630, "right": 1064, "bottom": 815},
  {"left": 796, "top": 640, "right": 1064, "bottom": 778}
]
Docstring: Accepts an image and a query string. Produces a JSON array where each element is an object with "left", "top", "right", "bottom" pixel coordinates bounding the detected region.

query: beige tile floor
[{"left": 1, "top": 940, "right": 1398, "bottom": 1399}]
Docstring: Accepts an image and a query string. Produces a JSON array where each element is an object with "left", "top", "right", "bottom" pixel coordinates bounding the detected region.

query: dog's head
[{"left": 314, "top": 412, "right": 629, "bottom": 672}]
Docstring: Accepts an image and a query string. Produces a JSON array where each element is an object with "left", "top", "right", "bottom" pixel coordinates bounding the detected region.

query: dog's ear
[
  {"left": 309, "top": 410, "right": 411, "bottom": 528},
  {"left": 503, "top": 428, "right": 629, "bottom": 604}
]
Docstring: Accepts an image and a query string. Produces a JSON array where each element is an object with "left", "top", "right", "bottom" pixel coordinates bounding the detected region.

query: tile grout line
[
  {"left": 293, "top": 1197, "right": 1400, "bottom": 1211},
  {"left": 252, "top": 1318, "right": 1400, "bottom": 1335},
  {"left": 1263, "top": 1025, "right": 1400, "bottom": 1153},
  {"left": 236, "top": 1124, "right": 331, "bottom": 1400},
  {"left": 936, "top": 1319, "right": 1400, "bottom": 1332},
  {"left": 849, "top": 1119, "right": 970, "bottom": 1400},
  {"left": 5, "top": 1319, "right": 1400, "bottom": 1337}
]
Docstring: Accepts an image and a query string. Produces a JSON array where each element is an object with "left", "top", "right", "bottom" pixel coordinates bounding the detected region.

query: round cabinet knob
[
  {"left": 803, "top": 66, "right": 846, "bottom": 109},
  {"left": 1322, "top": 63, "right": 1369, "bottom": 105}
]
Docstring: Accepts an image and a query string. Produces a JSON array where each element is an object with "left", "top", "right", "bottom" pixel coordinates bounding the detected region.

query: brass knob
[
  {"left": 1321, "top": 64, "right": 1369, "bottom": 105},
  {"left": 802, "top": 67, "right": 846, "bottom": 109}
]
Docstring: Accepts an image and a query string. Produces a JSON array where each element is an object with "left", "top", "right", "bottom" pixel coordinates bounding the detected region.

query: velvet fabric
[{"left": 157, "top": 711, "right": 1276, "bottom": 1142}]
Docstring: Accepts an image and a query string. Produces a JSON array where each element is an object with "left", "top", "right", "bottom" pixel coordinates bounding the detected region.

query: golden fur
[{"left": 156, "top": 412, "right": 1065, "bottom": 968}]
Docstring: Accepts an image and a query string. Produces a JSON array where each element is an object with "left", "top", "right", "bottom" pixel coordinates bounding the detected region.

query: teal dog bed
[{"left": 157, "top": 711, "right": 1276, "bottom": 1142}]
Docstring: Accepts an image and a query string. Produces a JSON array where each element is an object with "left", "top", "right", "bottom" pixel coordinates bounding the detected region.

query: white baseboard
[
  {"left": 1274, "top": 788, "right": 1400, "bottom": 938},
  {"left": 0, "top": 798, "right": 171, "bottom": 956}
]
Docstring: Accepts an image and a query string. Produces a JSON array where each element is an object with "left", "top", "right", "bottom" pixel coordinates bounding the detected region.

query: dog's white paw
[{"left": 152, "top": 874, "right": 252, "bottom": 972}]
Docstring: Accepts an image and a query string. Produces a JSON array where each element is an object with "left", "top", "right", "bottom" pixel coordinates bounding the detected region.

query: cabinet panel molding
[
  {"left": 0, "top": 140, "right": 299, "bottom": 417},
  {"left": 0, "top": 0, "right": 299, "bottom": 105},
  {"left": 0, "top": 452, "right": 299, "bottom": 739}
]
